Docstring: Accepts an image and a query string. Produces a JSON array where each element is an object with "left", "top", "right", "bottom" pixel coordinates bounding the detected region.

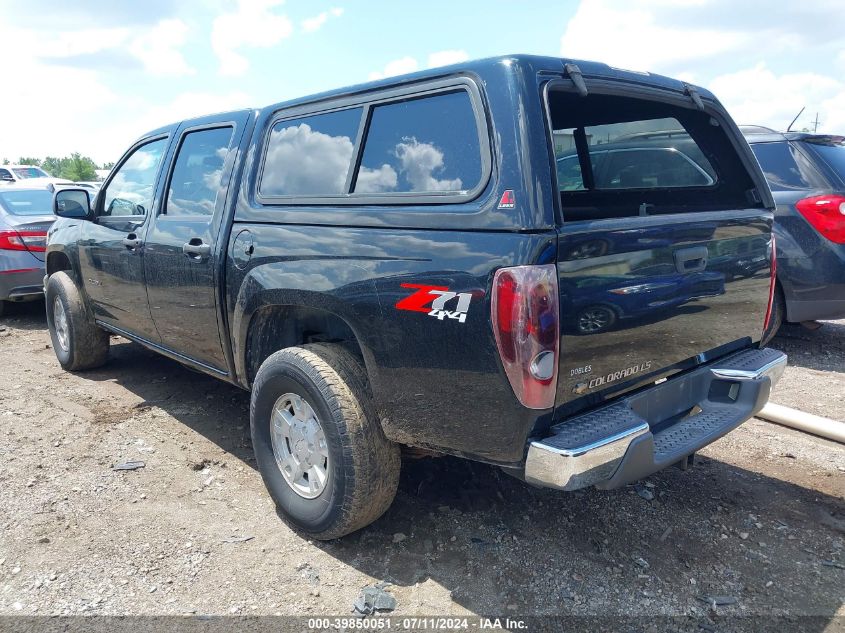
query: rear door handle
[
  {"left": 183, "top": 238, "right": 211, "bottom": 259},
  {"left": 674, "top": 246, "right": 708, "bottom": 273},
  {"left": 122, "top": 233, "right": 143, "bottom": 250}
]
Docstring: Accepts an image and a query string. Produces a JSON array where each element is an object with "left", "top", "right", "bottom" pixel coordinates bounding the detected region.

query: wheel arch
[
  {"left": 46, "top": 250, "right": 73, "bottom": 277},
  {"left": 242, "top": 303, "right": 368, "bottom": 388}
]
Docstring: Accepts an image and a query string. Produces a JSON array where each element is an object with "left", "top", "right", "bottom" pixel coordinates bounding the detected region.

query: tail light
[
  {"left": 0, "top": 229, "right": 47, "bottom": 253},
  {"left": 795, "top": 194, "right": 845, "bottom": 243},
  {"left": 763, "top": 233, "right": 777, "bottom": 334},
  {"left": 491, "top": 264, "right": 559, "bottom": 409}
]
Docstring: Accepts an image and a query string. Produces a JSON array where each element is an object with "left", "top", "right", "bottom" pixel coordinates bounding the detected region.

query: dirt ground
[{"left": 0, "top": 301, "right": 843, "bottom": 629}]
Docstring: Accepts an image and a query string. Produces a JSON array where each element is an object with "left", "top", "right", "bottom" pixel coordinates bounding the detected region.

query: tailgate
[
  {"left": 556, "top": 212, "right": 771, "bottom": 408},
  {"left": 544, "top": 74, "right": 774, "bottom": 413}
]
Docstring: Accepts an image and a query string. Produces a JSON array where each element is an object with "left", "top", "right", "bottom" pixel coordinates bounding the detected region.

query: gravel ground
[{"left": 0, "top": 301, "right": 843, "bottom": 628}]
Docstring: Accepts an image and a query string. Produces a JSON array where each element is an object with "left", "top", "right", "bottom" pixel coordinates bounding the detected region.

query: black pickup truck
[{"left": 46, "top": 55, "right": 786, "bottom": 539}]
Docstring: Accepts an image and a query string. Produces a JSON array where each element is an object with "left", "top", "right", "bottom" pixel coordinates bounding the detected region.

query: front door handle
[
  {"left": 122, "top": 233, "right": 143, "bottom": 250},
  {"left": 183, "top": 238, "right": 211, "bottom": 259}
]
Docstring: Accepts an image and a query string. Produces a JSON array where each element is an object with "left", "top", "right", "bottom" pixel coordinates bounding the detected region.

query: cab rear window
[{"left": 547, "top": 89, "right": 759, "bottom": 221}]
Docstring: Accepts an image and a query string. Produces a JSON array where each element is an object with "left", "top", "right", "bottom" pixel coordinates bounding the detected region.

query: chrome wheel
[
  {"left": 53, "top": 296, "right": 69, "bottom": 352},
  {"left": 578, "top": 307, "right": 613, "bottom": 333},
  {"left": 270, "top": 393, "right": 329, "bottom": 499}
]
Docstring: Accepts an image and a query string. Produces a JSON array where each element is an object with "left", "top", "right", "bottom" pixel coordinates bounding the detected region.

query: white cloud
[
  {"left": 132, "top": 91, "right": 253, "bottom": 137},
  {"left": 426, "top": 49, "right": 469, "bottom": 68},
  {"left": 395, "top": 137, "right": 462, "bottom": 192},
  {"left": 356, "top": 164, "right": 398, "bottom": 193},
  {"left": 0, "top": 22, "right": 120, "bottom": 162},
  {"left": 128, "top": 19, "right": 194, "bottom": 76},
  {"left": 559, "top": 0, "right": 845, "bottom": 134},
  {"left": 560, "top": 0, "right": 746, "bottom": 73},
  {"left": 709, "top": 63, "right": 845, "bottom": 133},
  {"left": 368, "top": 50, "right": 470, "bottom": 81},
  {"left": 212, "top": 0, "right": 293, "bottom": 76},
  {"left": 258, "top": 124, "right": 463, "bottom": 195},
  {"left": 261, "top": 123, "right": 353, "bottom": 195},
  {"left": 302, "top": 7, "right": 343, "bottom": 33},
  {"left": 368, "top": 57, "right": 419, "bottom": 81},
  {"left": 561, "top": 0, "right": 845, "bottom": 76},
  {"left": 40, "top": 28, "right": 130, "bottom": 58}
]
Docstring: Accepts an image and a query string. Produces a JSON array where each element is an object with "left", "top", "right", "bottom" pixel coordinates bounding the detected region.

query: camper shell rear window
[{"left": 546, "top": 86, "right": 760, "bottom": 222}]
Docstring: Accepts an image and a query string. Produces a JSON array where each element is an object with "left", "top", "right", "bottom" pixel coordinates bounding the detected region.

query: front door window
[{"left": 101, "top": 138, "right": 167, "bottom": 217}]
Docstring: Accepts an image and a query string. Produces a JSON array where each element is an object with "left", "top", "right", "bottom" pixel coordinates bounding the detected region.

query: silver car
[{"left": 0, "top": 187, "right": 54, "bottom": 316}]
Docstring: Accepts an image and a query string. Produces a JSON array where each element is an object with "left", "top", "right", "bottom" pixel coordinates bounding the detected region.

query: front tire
[
  {"left": 250, "top": 344, "right": 400, "bottom": 540},
  {"left": 45, "top": 271, "right": 110, "bottom": 370}
]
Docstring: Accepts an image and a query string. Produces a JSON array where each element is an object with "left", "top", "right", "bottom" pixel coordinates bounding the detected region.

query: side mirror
[
  {"left": 0, "top": 175, "right": 14, "bottom": 182},
  {"left": 54, "top": 188, "right": 92, "bottom": 220}
]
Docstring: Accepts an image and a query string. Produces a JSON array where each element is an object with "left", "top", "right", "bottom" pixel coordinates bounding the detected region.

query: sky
[{"left": 1, "top": 0, "right": 843, "bottom": 166}]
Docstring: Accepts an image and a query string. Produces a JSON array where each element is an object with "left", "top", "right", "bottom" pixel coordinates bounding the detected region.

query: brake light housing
[
  {"left": 491, "top": 264, "right": 559, "bottom": 409},
  {"left": 795, "top": 194, "right": 845, "bottom": 244},
  {"left": 0, "top": 229, "right": 47, "bottom": 253}
]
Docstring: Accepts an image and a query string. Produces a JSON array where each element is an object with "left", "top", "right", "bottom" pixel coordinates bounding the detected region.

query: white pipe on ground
[{"left": 757, "top": 402, "right": 845, "bottom": 444}]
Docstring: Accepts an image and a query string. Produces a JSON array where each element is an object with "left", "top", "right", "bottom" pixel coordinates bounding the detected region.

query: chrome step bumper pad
[{"left": 525, "top": 347, "right": 787, "bottom": 491}]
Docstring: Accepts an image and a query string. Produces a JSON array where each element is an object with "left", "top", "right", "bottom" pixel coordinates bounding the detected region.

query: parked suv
[
  {"left": 743, "top": 129, "right": 845, "bottom": 341},
  {"left": 45, "top": 55, "right": 785, "bottom": 539}
]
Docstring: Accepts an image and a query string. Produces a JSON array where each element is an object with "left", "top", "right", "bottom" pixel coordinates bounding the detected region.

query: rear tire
[
  {"left": 0, "top": 300, "right": 6, "bottom": 317},
  {"left": 45, "top": 271, "right": 110, "bottom": 370},
  {"left": 761, "top": 284, "right": 785, "bottom": 346},
  {"left": 250, "top": 344, "right": 400, "bottom": 540}
]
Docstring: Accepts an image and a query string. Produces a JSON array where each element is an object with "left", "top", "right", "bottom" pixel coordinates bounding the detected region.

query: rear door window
[
  {"left": 353, "top": 91, "right": 481, "bottom": 194},
  {"left": 165, "top": 126, "right": 234, "bottom": 216},
  {"left": 750, "top": 141, "right": 827, "bottom": 191}
]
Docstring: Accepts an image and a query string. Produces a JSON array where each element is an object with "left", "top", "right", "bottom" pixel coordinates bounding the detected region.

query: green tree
[
  {"left": 41, "top": 156, "right": 62, "bottom": 177},
  {"left": 101, "top": 161, "right": 115, "bottom": 171},
  {"left": 60, "top": 153, "right": 98, "bottom": 181},
  {"left": 17, "top": 157, "right": 41, "bottom": 166}
]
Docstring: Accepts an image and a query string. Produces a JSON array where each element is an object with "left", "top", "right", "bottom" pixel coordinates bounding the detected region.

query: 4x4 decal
[{"left": 395, "top": 283, "right": 473, "bottom": 323}]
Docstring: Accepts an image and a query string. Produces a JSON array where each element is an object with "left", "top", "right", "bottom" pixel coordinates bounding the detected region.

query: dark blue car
[
  {"left": 563, "top": 269, "right": 726, "bottom": 334},
  {"left": 744, "top": 129, "right": 845, "bottom": 342}
]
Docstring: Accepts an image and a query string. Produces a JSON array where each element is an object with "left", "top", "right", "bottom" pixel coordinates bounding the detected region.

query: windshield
[
  {"left": 0, "top": 189, "right": 55, "bottom": 216},
  {"left": 802, "top": 140, "right": 845, "bottom": 181},
  {"left": 11, "top": 166, "right": 50, "bottom": 179}
]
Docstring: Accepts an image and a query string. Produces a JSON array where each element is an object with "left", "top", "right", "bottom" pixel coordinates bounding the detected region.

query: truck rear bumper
[{"left": 525, "top": 347, "right": 787, "bottom": 491}]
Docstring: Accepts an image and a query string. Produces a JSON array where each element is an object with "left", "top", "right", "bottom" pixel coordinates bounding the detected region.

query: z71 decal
[{"left": 396, "top": 283, "right": 474, "bottom": 324}]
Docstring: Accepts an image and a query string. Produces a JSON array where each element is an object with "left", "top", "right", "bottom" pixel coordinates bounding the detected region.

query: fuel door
[{"left": 231, "top": 229, "right": 255, "bottom": 270}]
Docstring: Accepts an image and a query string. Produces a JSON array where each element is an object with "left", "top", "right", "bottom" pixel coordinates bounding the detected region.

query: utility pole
[{"left": 812, "top": 112, "right": 821, "bottom": 133}]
